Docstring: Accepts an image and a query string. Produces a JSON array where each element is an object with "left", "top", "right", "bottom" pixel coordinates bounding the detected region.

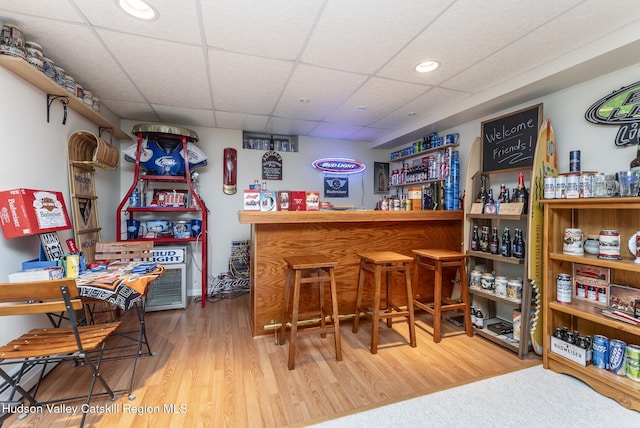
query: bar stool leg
[
  {"left": 404, "top": 261, "right": 417, "bottom": 347},
  {"left": 371, "top": 263, "right": 382, "bottom": 354},
  {"left": 459, "top": 260, "right": 473, "bottom": 337},
  {"left": 318, "top": 268, "right": 327, "bottom": 338},
  {"left": 385, "top": 268, "right": 392, "bottom": 328},
  {"left": 288, "top": 269, "right": 303, "bottom": 370},
  {"left": 433, "top": 259, "right": 443, "bottom": 343},
  {"left": 279, "top": 267, "right": 293, "bottom": 345},
  {"left": 352, "top": 259, "right": 366, "bottom": 334},
  {"left": 328, "top": 266, "right": 342, "bottom": 361}
]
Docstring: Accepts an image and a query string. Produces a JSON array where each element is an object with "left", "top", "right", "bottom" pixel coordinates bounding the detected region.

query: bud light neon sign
[{"left": 311, "top": 158, "right": 366, "bottom": 174}]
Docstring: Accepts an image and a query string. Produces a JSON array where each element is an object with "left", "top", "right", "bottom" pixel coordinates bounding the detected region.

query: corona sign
[{"left": 311, "top": 158, "right": 366, "bottom": 174}]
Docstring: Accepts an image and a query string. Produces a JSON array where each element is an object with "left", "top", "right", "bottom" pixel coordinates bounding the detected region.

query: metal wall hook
[
  {"left": 47, "top": 94, "right": 69, "bottom": 125},
  {"left": 99, "top": 127, "right": 114, "bottom": 143}
]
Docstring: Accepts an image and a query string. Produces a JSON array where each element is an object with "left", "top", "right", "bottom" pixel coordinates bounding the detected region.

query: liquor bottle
[
  {"left": 513, "top": 228, "right": 526, "bottom": 259},
  {"left": 501, "top": 227, "right": 512, "bottom": 257},
  {"left": 630, "top": 140, "right": 640, "bottom": 174},
  {"left": 471, "top": 226, "right": 480, "bottom": 251},
  {"left": 516, "top": 171, "right": 529, "bottom": 214},
  {"left": 476, "top": 175, "right": 488, "bottom": 211},
  {"left": 510, "top": 187, "right": 518, "bottom": 203},
  {"left": 489, "top": 227, "right": 500, "bottom": 254},
  {"left": 480, "top": 226, "right": 489, "bottom": 252}
]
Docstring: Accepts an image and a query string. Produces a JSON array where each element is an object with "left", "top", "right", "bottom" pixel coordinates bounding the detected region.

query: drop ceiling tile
[
  {"left": 444, "top": 0, "right": 640, "bottom": 93},
  {"left": 208, "top": 49, "right": 293, "bottom": 115},
  {"left": 324, "top": 77, "right": 430, "bottom": 126},
  {"left": 372, "top": 87, "right": 469, "bottom": 129},
  {"left": 301, "top": 0, "right": 454, "bottom": 74},
  {"left": 201, "top": 0, "right": 323, "bottom": 59},
  {"left": 0, "top": 1, "right": 83, "bottom": 22},
  {"left": 377, "top": 0, "right": 582, "bottom": 86},
  {"left": 349, "top": 127, "right": 395, "bottom": 143},
  {"left": 73, "top": 0, "right": 202, "bottom": 44},
  {"left": 274, "top": 64, "right": 368, "bottom": 121},
  {"left": 268, "top": 117, "right": 320, "bottom": 136},
  {"left": 98, "top": 29, "right": 211, "bottom": 109},
  {"left": 153, "top": 105, "right": 216, "bottom": 129},
  {"left": 311, "top": 122, "right": 365, "bottom": 140},
  {"left": 215, "top": 111, "right": 270, "bottom": 133},
  {"left": 101, "top": 99, "right": 161, "bottom": 123}
]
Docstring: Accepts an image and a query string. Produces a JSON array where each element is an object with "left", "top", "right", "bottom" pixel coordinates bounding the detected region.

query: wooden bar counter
[{"left": 238, "top": 209, "right": 463, "bottom": 337}]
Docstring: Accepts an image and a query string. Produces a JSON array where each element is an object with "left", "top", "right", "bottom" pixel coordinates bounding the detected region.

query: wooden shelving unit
[{"left": 542, "top": 197, "right": 640, "bottom": 411}]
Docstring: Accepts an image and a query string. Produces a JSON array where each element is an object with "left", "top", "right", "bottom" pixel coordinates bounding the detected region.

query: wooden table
[{"left": 238, "top": 210, "right": 463, "bottom": 337}]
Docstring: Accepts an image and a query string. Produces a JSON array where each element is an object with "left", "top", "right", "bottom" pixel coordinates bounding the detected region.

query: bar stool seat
[
  {"left": 412, "top": 249, "right": 472, "bottom": 343},
  {"left": 279, "top": 254, "right": 342, "bottom": 370},
  {"left": 352, "top": 251, "right": 416, "bottom": 354}
]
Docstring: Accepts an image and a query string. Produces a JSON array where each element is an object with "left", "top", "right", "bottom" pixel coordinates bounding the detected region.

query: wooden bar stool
[
  {"left": 352, "top": 251, "right": 416, "bottom": 354},
  {"left": 412, "top": 249, "right": 472, "bottom": 343},
  {"left": 279, "top": 254, "right": 342, "bottom": 370}
]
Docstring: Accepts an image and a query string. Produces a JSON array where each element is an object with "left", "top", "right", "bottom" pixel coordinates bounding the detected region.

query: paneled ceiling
[{"left": 1, "top": 0, "right": 640, "bottom": 148}]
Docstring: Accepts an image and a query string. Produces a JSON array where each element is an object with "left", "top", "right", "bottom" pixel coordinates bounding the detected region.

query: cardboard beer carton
[
  {"left": 260, "top": 191, "right": 277, "bottom": 212},
  {"left": 0, "top": 188, "right": 71, "bottom": 239},
  {"left": 277, "top": 191, "right": 291, "bottom": 211},
  {"left": 290, "top": 191, "right": 306, "bottom": 211},
  {"left": 305, "top": 191, "right": 320, "bottom": 211},
  {"left": 243, "top": 190, "right": 261, "bottom": 211}
]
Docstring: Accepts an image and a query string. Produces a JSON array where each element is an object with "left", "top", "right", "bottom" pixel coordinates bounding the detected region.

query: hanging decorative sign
[
  {"left": 262, "top": 151, "right": 282, "bottom": 180},
  {"left": 311, "top": 158, "right": 366, "bottom": 174},
  {"left": 324, "top": 176, "right": 349, "bottom": 198},
  {"left": 585, "top": 80, "right": 640, "bottom": 146}
]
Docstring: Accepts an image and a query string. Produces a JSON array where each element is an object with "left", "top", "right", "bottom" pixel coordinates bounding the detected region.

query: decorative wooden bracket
[{"left": 47, "top": 94, "right": 69, "bottom": 125}]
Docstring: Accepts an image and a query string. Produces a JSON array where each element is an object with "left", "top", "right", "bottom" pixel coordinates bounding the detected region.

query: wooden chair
[
  {"left": 0, "top": 278, "right": 121, "bottom": 427},
  {"left": 85, "top": 241, "right": 154, "bottom": 324}
]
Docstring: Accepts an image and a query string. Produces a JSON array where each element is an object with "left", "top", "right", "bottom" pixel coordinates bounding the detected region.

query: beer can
[
  {"left": 592, "top": 335, "right": 609, "bottom": 369},
  {"left": 556, "top": 273, "right": 572, "bottom": 304},
  {"left": 625, "top": 344, "right": 640, "bottom": 382},
  {"left": 543, "top": 176, "right": 556, "bottom": 199},
  {"left": 609, "top": 339, "right": 627, "bottom": 375}
]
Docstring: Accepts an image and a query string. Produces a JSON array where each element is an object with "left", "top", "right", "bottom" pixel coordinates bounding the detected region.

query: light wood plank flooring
[{"left": 1, "top": 293, "right": 539, "bottom": 427}]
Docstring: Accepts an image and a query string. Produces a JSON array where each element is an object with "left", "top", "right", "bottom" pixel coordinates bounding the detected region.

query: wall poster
[
  {"left": 374, "top": 162, "right": 389, "bottom": 194},
  {"left": 324, "top": 176, "right": 349, "bottom": 198}
]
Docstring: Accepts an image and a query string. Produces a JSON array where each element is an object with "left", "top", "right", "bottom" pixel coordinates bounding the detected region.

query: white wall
[
  {"left": 118, "top": 119, "right": 389, "bottom": 296},
  {"left": 0, "top": 66, "right": 120, "bottom": 345}
]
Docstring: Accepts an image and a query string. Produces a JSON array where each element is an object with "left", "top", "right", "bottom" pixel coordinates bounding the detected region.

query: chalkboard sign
[{"left": 481, "top": 103, "right": 542, "bottom": 173}]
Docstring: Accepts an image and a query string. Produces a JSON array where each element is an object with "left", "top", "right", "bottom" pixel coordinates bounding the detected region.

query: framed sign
[
  {"left": 374, "top": 162, "right": 389, "bottom": 194},
  {"left": 481, "top": 103, "right": 542, "bottom": 173},
  {"left": 324, "top": 176, "right": 349, "bottom": 198},
  {"left": 262, "top": 151, "right": 283, "bottom": 180}
]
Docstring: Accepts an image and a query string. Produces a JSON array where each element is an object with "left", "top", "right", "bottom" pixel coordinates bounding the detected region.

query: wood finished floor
[{"left": 1, "top": 293, "right": 540, "bottom": 427}]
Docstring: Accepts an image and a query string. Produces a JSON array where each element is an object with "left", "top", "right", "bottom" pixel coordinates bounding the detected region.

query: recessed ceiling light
[
  {"left": 415, "top": 60, "right": 439, "bottom": 73},
  {"left": 357, "top": 106, "right": 367, "bottom": 111},
  {"left": 299, "top": 98, "right": 311, "bottom": 103},
  {"left": 118, "top": 0, "right": 158, "bottom": 20},
  {"left": 408, "top": 112, "right": 416, "bottom": 116}
]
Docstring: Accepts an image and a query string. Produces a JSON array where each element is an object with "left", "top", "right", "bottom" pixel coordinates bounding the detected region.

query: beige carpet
[{"left": 308, "top": 365, "right": 640, "bottom": 427}]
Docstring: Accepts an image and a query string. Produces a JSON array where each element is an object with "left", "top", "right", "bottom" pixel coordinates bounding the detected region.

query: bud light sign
[{"left": 311, "top": 158, "right": 366, "bottom": 174}]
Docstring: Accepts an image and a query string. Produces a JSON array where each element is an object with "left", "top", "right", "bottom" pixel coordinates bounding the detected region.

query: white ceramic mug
[{"left": 563, "top": 228, "right": 584, "bottom": 255}]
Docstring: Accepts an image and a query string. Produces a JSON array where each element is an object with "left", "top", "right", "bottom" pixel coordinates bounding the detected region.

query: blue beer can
[
  {"left": 609, "top": 339, "right": 627, "bottom": 375},
  {"left": 592, "top": 335, "right": 609, "bottom": 369}
]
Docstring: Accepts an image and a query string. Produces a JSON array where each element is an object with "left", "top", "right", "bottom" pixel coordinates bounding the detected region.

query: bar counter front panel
[{"left": 238, "top": 210, "right": 463, "bottom": 337}]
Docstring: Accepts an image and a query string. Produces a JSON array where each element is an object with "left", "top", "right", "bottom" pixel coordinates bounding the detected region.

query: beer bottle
[
  {"left": 516, "top": 172, "right": 529, "bottom": 214},
  {"left": 471, "top": 226, "right": 480, "bottom": 251},
  {"left": 489, "top": 227, "right": 500, "bottom": 254},
  {"left": 501, "top": 227, "right": 512, "bottom": 257}
]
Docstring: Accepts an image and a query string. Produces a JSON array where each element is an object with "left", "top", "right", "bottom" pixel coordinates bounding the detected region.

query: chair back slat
[
  {"left": 0, "top": 279, "right": 79, "bottom": 313},
  {"left": 95, "top": 241, "right": 153, "bottom": 261}
]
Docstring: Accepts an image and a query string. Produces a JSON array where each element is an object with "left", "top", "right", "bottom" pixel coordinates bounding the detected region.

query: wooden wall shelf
[{"left": 0, "top": 55, "right": 130, "bottom": 140}]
